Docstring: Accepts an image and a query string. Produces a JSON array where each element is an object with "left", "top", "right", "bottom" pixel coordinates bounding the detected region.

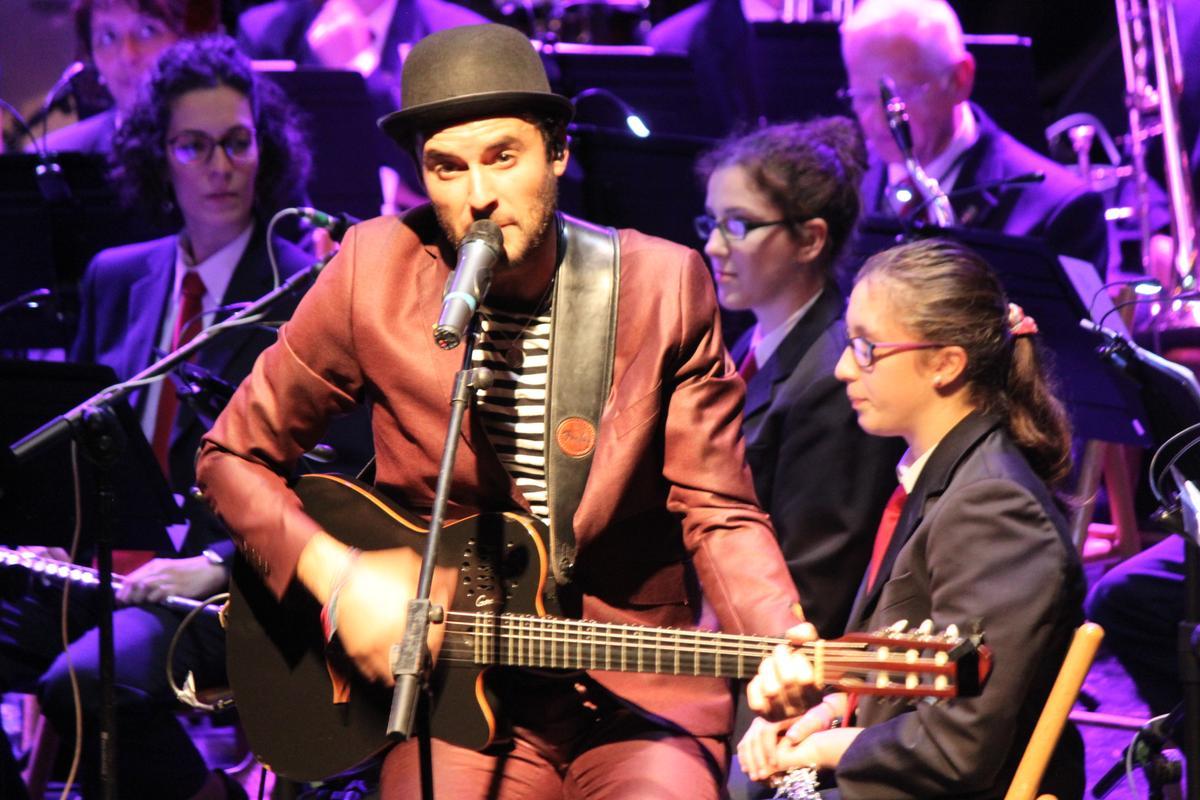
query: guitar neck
[
  {"left": 453, "top": 612, "right": 781, "bottom": 679},
  {"left": 440, "top": 612, "right": 971, "bottom": 696},
  {"left": 0, "top": 547, "right": 219, "bottom": 616}
]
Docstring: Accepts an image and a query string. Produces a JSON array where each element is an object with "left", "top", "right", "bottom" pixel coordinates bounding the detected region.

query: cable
[
  {"left": 165, "top": 591, "right": 232, "bottom": 712},
  {"left": 1147, "top": 422, "right": 1200, "bottom": 505},
  {"left": 58, "top": 439, "right": 85, "bottom": 800},
  {"left": 265, "top": 208, "right": 304, "bottom": 290}
]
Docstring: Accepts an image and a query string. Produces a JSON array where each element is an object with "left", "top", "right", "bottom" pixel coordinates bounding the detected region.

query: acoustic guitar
[{"left": 226, "top": 473, "right": 991, "bottom": 782}]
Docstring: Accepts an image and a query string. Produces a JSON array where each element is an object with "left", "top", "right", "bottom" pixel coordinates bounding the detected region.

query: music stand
[
  {"left": 746, "top": 24, "right": 1046, "bottom": 153},
  {"left": 0, "top": 154, "right": 167, "bottom": 349},
  {"left": 0, "top": 359, "right": 179, "bottom": 548},
  {"left": 0, "top": 358, "right": 179, "bottom": 800},
  {"left": 545, "top": 45, "right": 728, "bottom": 138},
  {"left": 256, "top": 67, "right": 384, "bottom": 222},
  {"left": 846, "top": 218, "right": 1153, "bottom": 447}
]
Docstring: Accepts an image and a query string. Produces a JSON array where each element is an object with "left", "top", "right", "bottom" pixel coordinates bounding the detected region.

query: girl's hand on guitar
[
  {"left": 118, "top": 555, "right": 227, "bottom": 604},
  {"left": 331, "top": 547, "right": 452, "bottom": 685},
  {"left": 739, "top": 716, "right": 862, "bottom": 780},
  {"left": 747, "top": 622, "right": 823, "bottom": 719}
]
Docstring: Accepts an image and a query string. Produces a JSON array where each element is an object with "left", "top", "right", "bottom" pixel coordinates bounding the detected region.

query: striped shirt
[{"left": 472, "top": 302, "right": 552, "bottom": 523}]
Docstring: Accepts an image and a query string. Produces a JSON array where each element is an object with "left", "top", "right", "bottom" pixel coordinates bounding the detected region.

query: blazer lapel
[
  {"left": 741, "top": 288, "right": 843, "bottom": 428},
  {"left": 125, "top": 238, "right": 176, "bottom": 412},
  {"left": 949, "top": 105, "right": 1005, "bottom": 228},
  {"left": 860, "top": 158, "right": 889, "bottom": 216},
  {"left": 846, "top": 412, "right": 1003, "bottom": 629}
]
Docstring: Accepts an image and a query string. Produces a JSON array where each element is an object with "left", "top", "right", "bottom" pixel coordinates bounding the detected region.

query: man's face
[
  {"left": 421, "top": 116, "right": 567, "bottom": 271},
  {"left": 842, "top": 30, "right": 967, "bottom": 166}
]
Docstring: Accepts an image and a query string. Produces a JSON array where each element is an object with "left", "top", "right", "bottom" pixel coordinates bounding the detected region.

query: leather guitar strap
[{"left": 545, "top": 213, "right": 619, "bottom": 586}]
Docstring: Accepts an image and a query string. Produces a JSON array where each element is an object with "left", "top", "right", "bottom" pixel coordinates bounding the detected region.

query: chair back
[{"left": 1003, "top": 622, "right": 1105, "bottom": 800}]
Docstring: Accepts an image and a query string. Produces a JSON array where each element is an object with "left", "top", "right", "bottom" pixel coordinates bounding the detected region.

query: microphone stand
[
  {"left": 386, "top": 320, "right": 493, "bottom": 800},
  {"left": 6, "top": 257, "right": 327, "bottom": 800},
  {"left": 1083, "top": 319, "right": 1200, "bottom": 798}
]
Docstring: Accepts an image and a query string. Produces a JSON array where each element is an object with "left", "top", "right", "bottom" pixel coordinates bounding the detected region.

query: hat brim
[{"left": 378, "top": 91, "right": 575, "bottom": 146}]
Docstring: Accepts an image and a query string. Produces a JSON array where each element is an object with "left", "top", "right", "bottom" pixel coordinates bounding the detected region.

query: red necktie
[
  {"left": 151, "top": 270, "right": 206, "bottom": 479},
  {"left": 865, "top": 484, "right": 908, "bottom": 590},
  {"left": 738, "top": 347, "right": 758, "bottom": 383}
]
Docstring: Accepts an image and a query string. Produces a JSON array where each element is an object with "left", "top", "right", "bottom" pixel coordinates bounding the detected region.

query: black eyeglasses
[
  {"left": 693, "top": 214, "right": 790, "bottom": 242},
  {"left": 847, "top": 336, "right": 947, "bottom": 368},
  {"left": 836, "top": 75, "right": 948, "bottom": 108},
  {"left": 167, "top": 126, "right": 258, "bottom": 166}
]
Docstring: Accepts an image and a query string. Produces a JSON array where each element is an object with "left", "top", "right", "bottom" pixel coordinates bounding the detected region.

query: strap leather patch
[{"left": 555, "top": 417, "right": 597, "bottom": 458}]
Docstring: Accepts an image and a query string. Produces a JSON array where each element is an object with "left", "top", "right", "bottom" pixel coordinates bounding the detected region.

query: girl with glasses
[
  {"left": 696, "top": 117, "right": 904, "bottom": 644},
  {"left": 739, "top": 239, "right": 1085, "bottom": 799},
  {"left": 696, "top": 118, "right": 906, "bottom": 796}
]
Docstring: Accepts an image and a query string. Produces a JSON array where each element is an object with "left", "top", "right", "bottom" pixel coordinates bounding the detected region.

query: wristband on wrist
[{"left": 320, "top": 547, "right": 361, "bottom": 643}]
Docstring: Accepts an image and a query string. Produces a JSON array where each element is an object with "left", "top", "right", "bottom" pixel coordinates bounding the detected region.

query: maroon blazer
[{"left": 196, "top": 207, "right": 801, "bottom": 737}]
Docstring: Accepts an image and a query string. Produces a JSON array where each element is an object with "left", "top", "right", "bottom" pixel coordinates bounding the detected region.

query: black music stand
[
  {"left": 545, "top": 46, "right": 729, "bottom": 138},
  {"left": 846, "top": 219, "right": 1153, "bottom": 447},
  {"left": 0, "top": 154, "right": 167, "bottom": 350},
  {"left": 257, "top": 67, "right": 384, "bottom": 221},
  {"left": 0, "top": 359, "right": 178, "bottom": 800},
  {"left": 747, "top": 24, "right": 1047, "bottom": 153},
  {"left": 0, "top": 359, "right": 179, "bottom": 548}
]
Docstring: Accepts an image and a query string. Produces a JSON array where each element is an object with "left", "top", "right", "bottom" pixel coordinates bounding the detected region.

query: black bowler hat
[{"left": 378, "top": 24, "right": 574, "bottom": 145}]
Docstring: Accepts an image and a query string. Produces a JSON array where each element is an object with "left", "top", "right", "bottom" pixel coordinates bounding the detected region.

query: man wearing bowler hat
[{"left": 196, "top": 23, "right": 801, "bottom": 798}]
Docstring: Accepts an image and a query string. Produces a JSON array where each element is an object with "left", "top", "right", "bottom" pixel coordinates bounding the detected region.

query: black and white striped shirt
[{"left": 472, "top": 302, "right": 552, "bottom": 523}]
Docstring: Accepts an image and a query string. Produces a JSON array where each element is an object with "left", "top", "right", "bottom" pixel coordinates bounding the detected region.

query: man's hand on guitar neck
[{"left": 296, "top": 531, "right": 451, "bottom": 685}]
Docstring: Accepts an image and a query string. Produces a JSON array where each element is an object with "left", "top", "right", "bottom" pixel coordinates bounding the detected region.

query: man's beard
[{"left": 436, "top": 169, "right": 559, "bottom": 272}]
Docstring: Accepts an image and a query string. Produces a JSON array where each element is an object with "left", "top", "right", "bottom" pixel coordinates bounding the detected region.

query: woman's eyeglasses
[
  {"left": 847, "top": 336, "right": 947, "bottom": 368},
  {"left": 167, "top": 127, "right": 258, "bottom": 166},
  {"left": 693, "top": 214, "right": 789, "bottom": 242}
]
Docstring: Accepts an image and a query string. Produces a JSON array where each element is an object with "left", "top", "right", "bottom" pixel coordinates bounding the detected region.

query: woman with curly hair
[
  {"left": 739, "top": 239, "right": 1085, "bottom": 799},
  {"left": 0, "top": 36, "right": 312, "bottom": 800}
]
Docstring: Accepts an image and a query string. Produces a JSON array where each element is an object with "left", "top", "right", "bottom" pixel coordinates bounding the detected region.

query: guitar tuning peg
[
  {"left": 905, "top": 673, "right": 919, "bottom": 690},
  {"left": 944, "top": 624, "right": 959, "bottom": 640},
  {"left": 888, "top": 619, "right": 908, "bottom": 634},
  {"left": 918, "top": 619, "right": 933, "bottom": 636}
]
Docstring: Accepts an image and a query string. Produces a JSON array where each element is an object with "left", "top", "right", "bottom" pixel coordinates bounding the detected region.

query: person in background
[
  {"left": 697, "top": 116, "right": 905, "bottom": 799},
  {"left": 0, "top": 35, "right": 313, "bottom": 800},
  {"left": 739, "top": 239, "right": 1085, "bottom": 799},
  {"left": 841, "top": 0, "right": 1108, "bottom": 276},
  {"left": 236, "top": 0, "right": 489, "bottom": 211},
  {"left": 696, "top": 117, "right": 902, "bottom": 641},
  {"left": 33, "top": 0, "right": 219, "bottom": 155}
]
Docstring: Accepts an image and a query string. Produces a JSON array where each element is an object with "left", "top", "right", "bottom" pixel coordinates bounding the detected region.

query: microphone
[
  {"left": 295, "top": 207, "right": 361, "bottom": 242},
  {"left": 905, "top": 171, "right": 1046, "bottom": 227},
  {"left": 879, "top": 77, "right": 915, "bottom": 161},
  {"left": 433, "top": 220, "right": 504, "bottom": 350},
  {"left": 879, "top": 78, "right": 956, "bottom": 227},
  {"left": 1092, "top": 707, "right": 1182, "bottom": 797}
]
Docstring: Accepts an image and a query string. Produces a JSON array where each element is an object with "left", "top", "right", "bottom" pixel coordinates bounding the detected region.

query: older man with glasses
[{"left": 841, "top": 0, "right": 1108, "bottom": 276}]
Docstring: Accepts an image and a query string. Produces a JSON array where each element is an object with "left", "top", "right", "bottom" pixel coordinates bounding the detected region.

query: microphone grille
[{"left": 463, "top": 219, "right": 503, "bottom": 250}]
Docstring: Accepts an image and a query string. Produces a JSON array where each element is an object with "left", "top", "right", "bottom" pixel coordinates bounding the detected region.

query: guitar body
[{"left": 226, "top": 473, "right": 555, "bottom": 781}]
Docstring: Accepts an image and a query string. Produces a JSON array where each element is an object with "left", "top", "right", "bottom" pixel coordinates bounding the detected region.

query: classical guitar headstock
[{"left": 804, "top": 619, "right": 991, "bottom": 699}]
